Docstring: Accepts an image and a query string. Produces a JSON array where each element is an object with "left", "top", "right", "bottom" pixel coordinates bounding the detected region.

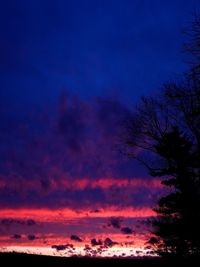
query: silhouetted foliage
[
  {"left": 123, "top": 16, "right": 200, "bottom": 258},
  {"left": 150, "top": 127, "right": 200, "bottom": 257}
]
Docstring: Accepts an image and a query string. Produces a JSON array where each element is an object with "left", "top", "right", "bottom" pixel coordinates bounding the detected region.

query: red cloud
[
  {"left": 0, "top": 206, "right": 156, "bottom": 223},
  {"left": 0, "top": 175, "right": 162, "bottom": 191}
]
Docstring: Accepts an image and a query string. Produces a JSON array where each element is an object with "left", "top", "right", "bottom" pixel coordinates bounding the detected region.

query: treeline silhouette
[{"left": 123, "top": 15, "right": 200, "bottom": 258}]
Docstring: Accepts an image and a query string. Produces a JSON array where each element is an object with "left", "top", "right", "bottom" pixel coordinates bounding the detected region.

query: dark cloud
[
  {"left": 83, "top": 244, "right": 104, "bottom": 257},
  {"left": 136, "top": 250, "right": 143, "bottom": 255},
  {"left": 12, "top": 234, "right": 21, "bottom": 239},
  {"left": 91, "top": 238, "right": 103, "bottom": 246},
  {"left": 52, "top": 245, "right": 67, "bottom": 251},
  {"left": 52, "top": 243, "right": 74, "bottom": 251},
  {"left": 108, "top": 217, "right": 122, "bottom": 229},
  {"left": 104, "top": 237, "right": 118, "bottom": 247},
  {"left": 70, "top": 235, "right": 82, "bottom": 242},
  {"left": 120, "top": 227, "right": 133, "bottom": 235},
  {"left": 27, "top": 234, "right": 37, "bottom": 241},
  {"left": 84, "top": 245, "right": 92, "bottom": 252},
  {"left": 0, "top": 219, "right": 36, "bottom": 227},
  {"left": 90, "top": 209, "right": 100, "bottom": 213}
]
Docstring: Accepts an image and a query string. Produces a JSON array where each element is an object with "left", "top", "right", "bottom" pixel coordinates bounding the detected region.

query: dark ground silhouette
[{"left": 0, "top": 252, "right": 199, "bottom": 267}]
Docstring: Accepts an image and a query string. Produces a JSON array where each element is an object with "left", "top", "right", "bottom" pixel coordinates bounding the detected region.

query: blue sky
[{"left": 1, "top": 0, "right": 199, "bottom": 112}]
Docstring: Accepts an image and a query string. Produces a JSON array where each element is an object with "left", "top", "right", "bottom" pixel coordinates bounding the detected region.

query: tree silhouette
[
  {"left": 150, "top": 127, "right": 200, "bottom": 257},
  {"left": 122, "top": 16, "right": 200, "bottom": 257},
  {"left": 123, "top": 89, "right": 200, "bottom": 257}
]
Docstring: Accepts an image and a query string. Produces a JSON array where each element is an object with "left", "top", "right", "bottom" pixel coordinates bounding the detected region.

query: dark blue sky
[{"left": 1, "top": 0, "right": 199, "bottom": 112}]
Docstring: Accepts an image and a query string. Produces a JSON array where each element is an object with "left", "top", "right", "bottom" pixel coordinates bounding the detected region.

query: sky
[{"left": 0, "top": 0, "right": 200, "bottom": 257}]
